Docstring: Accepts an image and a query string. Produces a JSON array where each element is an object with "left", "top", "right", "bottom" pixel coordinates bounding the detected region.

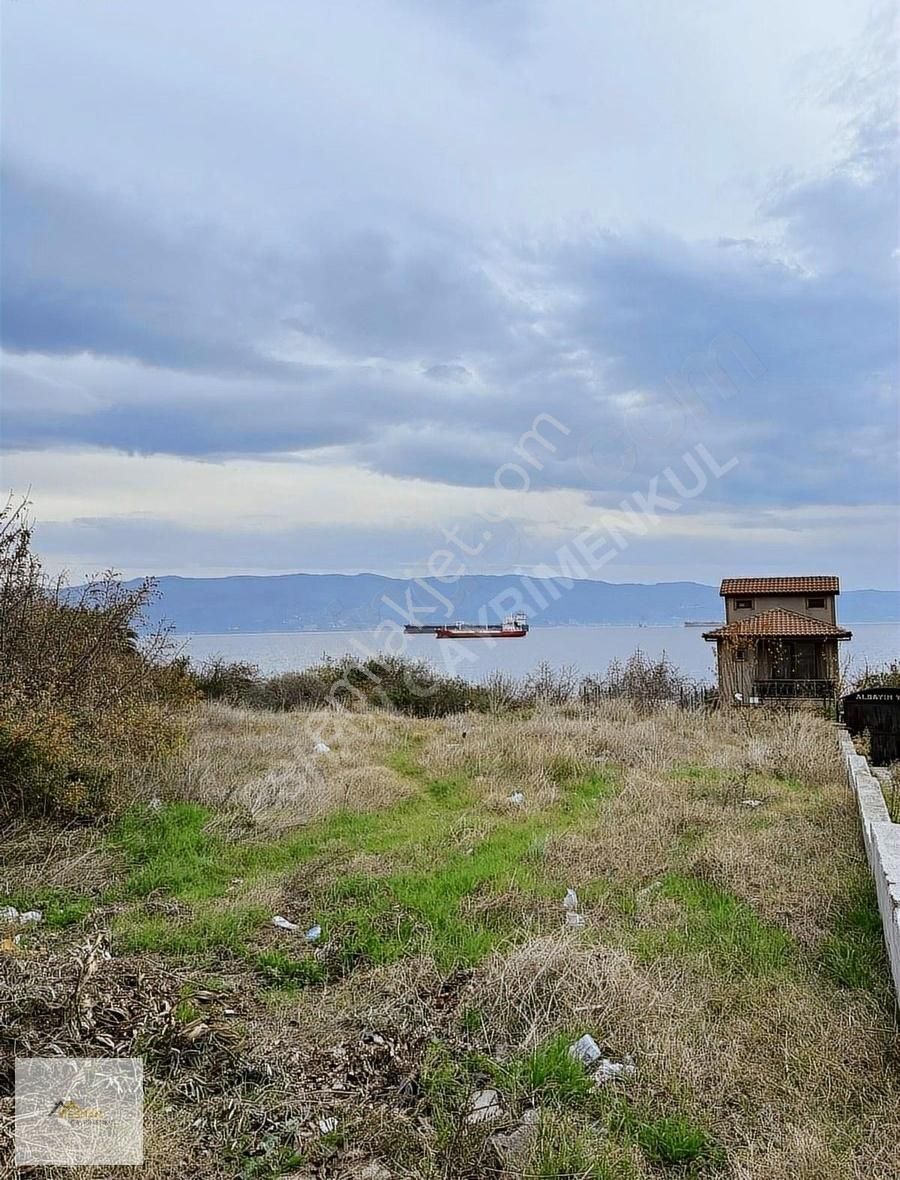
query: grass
[
  {"left": 3, "top": 700, "right": 898, "bottom": 1179},
  {"left": 817, "top": 870, "right": 888, "bottom": 992},
  {"left": 636, "top": 873, "right": 795, "bottom": 978},
  {"left": 633, "top": 1113, "right": 723, "bottom": 1167}
]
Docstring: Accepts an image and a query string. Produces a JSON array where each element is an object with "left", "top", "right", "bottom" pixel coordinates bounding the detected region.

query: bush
[
  {"left": 189, "top": 650, "right": 708, "bottom": 720},
  {"left": 193, "top": 657, "right": 261, "bottom": 705},
  {"left": 581, "top": 649, "right": 702, "bottom": 709},
  {"left": 849, "top": 660, "right": 900, "bottom": 691},
  {"left": 0, "top": 499, "right": 195, "bottom": 817}
]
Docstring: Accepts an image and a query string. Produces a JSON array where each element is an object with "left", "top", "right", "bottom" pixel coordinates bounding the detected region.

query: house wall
[
  {"left": 724, "top": 593, "right": 836, "bottom": 624},
  {"left": 715, "top": 639, "right": 757, "bottom": 701}
]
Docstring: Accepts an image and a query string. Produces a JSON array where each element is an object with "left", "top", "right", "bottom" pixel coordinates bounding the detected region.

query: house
[{"left": 703, "top": 576, "right": 851, "bottom": 706}]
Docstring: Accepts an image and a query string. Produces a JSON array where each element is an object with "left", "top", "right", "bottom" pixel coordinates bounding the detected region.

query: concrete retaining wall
[{"left": 838, "top": 729, "right": 900, "bottom": 1005}]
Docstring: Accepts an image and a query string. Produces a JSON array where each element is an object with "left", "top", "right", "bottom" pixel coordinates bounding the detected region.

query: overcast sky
[{"left": 1, "top": 0, "right": 897, "bottom": 587}]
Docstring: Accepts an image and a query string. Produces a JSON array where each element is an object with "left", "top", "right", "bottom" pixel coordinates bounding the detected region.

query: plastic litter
[
  {"left": 568, "top": 1034, "right": 603, "bottom": 1068},
  {"left": 562, "top": 888, "right": 579, "bottom": 911},
  {"left": 466, "top": 1088, "right": 503, "bottom": 1125},
  {"left": 594, "top": 1055, "right": 637, "bottom": 1083},
  {"left": 507, "top": 792, "right": 525, "bottom": 805},
  {"left": 318, "top": 1116, "right": 339, "bottom": 1135},
  {"left": 314, "top": 741, "right": 331, "bottom": 754},
  {"left": 304, "top": 925, "right": 322, "bottom": 943},
  {"left": 743, "top": 799, "right": 763, "bottom": 808},
  {"left": 0, "top": 907, "right": 43, "bottom": 926},
  {"left": 272, "top": 915, "right": 301, "bottom": 932}
]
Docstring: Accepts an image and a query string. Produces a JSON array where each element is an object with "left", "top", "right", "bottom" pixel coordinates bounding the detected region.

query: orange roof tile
[
  {"left": 703, "top": 608, "right": 851, "bottom": 641},
  {"left": 719, "top": 576, "right": 839, "bottom": 596}
]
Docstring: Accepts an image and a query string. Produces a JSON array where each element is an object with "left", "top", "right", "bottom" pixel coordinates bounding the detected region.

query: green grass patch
[
  {"left": 818, "top": 871, "right": 888, "bottom": 992},
  {"left": 106, "top": 746, "right": 617, "bottom": 978},
  {"left": 252, "top": 948, "right": 326, "bottom": 988},
  {"left": 634, "top": 1112, "right": 724, "bottom": 1167},
  {"left": 319, "top": 768, "right": 615, "bottom": 972},
  {"left": 113, "top": 802, "right": 228, "bottom": 900},
  {"left": 497, "top": 1033, "right": 597, "bottom": 1107},
  {"left": 531, "top": 1120, "right": 638, "bottom": 1179},
  {"left": 635, "top": 874, "right": 794, "bottom": 978},
  {"left": 673, "top": 765, "right": 724, "bottom": 782},
  {"left": 113, "top": 905, "right": 266, "bottom": 955},
  {"left": 1, "top": 889, "right": 96, "bottom": 929}
]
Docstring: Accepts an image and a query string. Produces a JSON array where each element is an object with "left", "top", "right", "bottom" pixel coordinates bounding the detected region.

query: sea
[{"left": 179, "top": 622, "right": 899, "bottom": 685}]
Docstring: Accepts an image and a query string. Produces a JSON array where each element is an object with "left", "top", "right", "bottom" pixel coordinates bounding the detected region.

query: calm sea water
[{"left": 180, "top": 622, "right": 899, "bottom": 684}]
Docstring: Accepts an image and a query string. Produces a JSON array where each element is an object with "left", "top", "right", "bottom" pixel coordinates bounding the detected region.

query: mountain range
[{"left": 119, "top": 573, "right": 900, "bottom": 634}]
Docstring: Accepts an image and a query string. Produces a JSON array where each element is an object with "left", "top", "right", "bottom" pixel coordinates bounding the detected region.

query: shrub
[
  {"left": 192, "top": 657, "right": 262, "bottom": 705},
  {"left": 0, "top": 499, "right": 194, "bottom": 817},
  {"left": 581, "top": 649, "right": 702, "bottom": 709},
  {"left": 849, "top": 660, "right": 900, "bottom": 691}
]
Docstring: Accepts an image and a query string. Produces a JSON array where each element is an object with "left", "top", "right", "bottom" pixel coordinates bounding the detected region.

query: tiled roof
[
  {"left": 703, "top": 608, "right": 851, "bottom": 641},
  {"left": 719, "top": 576, "right": 839, "bottom": 596}
]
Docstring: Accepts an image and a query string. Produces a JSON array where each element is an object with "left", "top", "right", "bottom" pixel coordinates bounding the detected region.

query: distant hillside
[{"left": 112, "top": 573, "right": 900, "bottom": 634}]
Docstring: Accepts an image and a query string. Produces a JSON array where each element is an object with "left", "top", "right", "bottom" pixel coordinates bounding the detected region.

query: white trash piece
[
  {"left": 562, "top": 888, "right": 579, "bottom": 912},
  {"left": 0, "top": 907, "right": 20, "bottom": 925},
  {"left": 594, "top": 1055, "right": 636, "bottom": 1083},
  {"left": 18, "top": 910, "right": 43, "bottom": 925},
  {"left": 507, "top": 792, "right": 525, "bottom": 805},
  {"left": 565, "top": 911, "right": 586, "bottom": 929},
  {"left": 148, "top": 797, "right": 162, "bottom": 811},
  {"left": 272, "top": 915, "right": 301, "bottom": 932},
  {"left": 568, "top": 1034, "right": 603, "bottom": 1068},
  {"left": 314, "top": 741, "right": 331, "bottom": 754},
  {"left": 466, "top": 1088, "right": 503, "bottom": 1125},
  {"left": 318, "top": 1116, "right": 339, "bottom": 1135},
  {"left": 742, "top": 798, "right": 763, "bottom": 808},
  {"left": 304, "top": 925, "right": 322, "bottom": 943}
]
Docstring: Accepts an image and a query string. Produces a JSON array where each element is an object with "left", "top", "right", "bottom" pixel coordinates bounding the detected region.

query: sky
[{"left": 1, "top": 0, "right": 898, "bottom": 588}]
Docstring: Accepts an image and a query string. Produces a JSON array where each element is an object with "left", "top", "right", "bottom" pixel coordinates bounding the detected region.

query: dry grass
[
  {"left": 2, "top": 700, "right": 898, "bottom": 1179},
  {"left": 155, "top": 702, "right": 420, "bottom": 832}
]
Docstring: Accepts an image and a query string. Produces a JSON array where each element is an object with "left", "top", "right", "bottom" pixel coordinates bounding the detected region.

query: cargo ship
[{"left": 404, "top": 612, "right": 529, "bottom": 639}]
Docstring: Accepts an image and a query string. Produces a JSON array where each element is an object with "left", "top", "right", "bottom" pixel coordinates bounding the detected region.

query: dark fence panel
[{"left": 842, "top": 688, "right": 900, "bottom": 764}]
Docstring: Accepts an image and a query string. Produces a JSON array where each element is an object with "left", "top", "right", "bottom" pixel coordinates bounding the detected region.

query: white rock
[
  {"left": 565, "top": 911, "right": 586, "bottom": 929},
  {"left": 562, "top": 888, "right": 579, "bottom": 912},
  {"left": 18, "top": 910, "right": 43, "bottom": 925},
  {"left": 272, "top": 915, "right": 301, "bottom": 932},
  {"left": 314, "top": 741, "right": 331, "bottom": 754},
  {"left": 0, "top": 907, "right": 20, "bottom": 924},
  {"left": 304, "top": 925, "right": 322, "bottom": 943},
  {"left": 568, "top": 1034, "right": 603, "bottom": 1068},
  {"left": 507, "top": 792, "right": 525, "bottom": 805},
  {"left": 466, "top": 1088, "right": 503, "bottom": 1125}
]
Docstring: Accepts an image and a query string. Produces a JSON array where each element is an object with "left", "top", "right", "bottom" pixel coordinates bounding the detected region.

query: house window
[
  {"left": 735, "top": 647, "right": 746, "bottom": 661},
  {"left": 806, "top": 596, "right": 826, "bottom": 609},
  {"left": 735, "top": 598, "right": 753, "bottom": 610},
  {"left": 771, "top": 640, "right": 819, "bottom": 680}
]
